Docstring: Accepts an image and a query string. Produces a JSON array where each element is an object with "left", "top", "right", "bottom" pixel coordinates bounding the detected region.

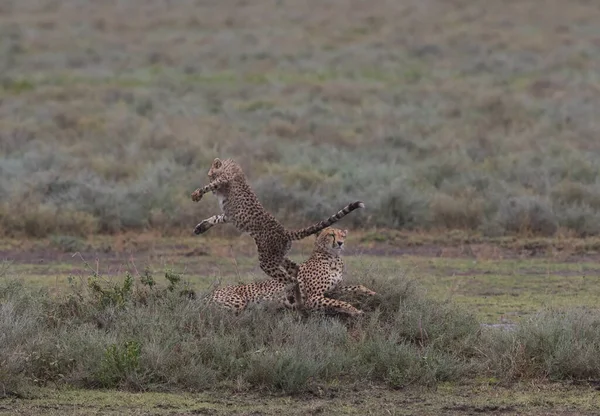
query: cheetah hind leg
[
  {"left": 257, "top": 250, "right": 298, "bottom": 284},
  {"left": 259, "top": 261, "right": 296, "bottom": 285},
  {"left": 306, "top": 296, "right": 364, "bottom": 317},
  {"left": 281, "top": 257, "right": 302, "bottom": 309},
  {"left": 194, "top": 214, "right": 228, "bottom": 235},
  {"left": 281, "top": 257, "right": 300, "bottom": 279}
]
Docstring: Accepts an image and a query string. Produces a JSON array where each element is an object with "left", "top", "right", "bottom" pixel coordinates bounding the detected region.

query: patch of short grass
[
  {"left": 382, "top": 256, "right": 600, "bottom": 323},
  {"left": 4, "top": 382, "right": 600, "bottom": 416}
]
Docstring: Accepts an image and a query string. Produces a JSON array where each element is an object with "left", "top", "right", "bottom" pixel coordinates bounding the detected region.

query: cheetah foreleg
[
  {"left": 191, "top": 179, "right": 227, "bottom": 202},
  {"left": 330, "top": 285, "right": 377, "bottom": 297},
  {"left": 306, "top": 296, "right": 364, "bottom": 317},
  {"left": 194, "top": 214, "right": 228, "bottom": 235}
]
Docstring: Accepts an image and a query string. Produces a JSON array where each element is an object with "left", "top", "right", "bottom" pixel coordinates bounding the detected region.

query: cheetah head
[
  {"left": 208, "top": 157, "right": 236, "bottom": 181},
  {"left": 316, "top": 227, "right": 348, "bottom": 254}
]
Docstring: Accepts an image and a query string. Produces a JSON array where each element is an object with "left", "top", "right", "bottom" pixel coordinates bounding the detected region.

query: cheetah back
[
  {"left": 209, "top": 159, "right": 287, "bottom": 242},
  {"left": 211, "top": 279, "right": 292, "bottom": 311}
]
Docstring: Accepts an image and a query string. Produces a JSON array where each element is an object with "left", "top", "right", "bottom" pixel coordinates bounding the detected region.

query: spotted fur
[
  {"left": 210, "top": 227, "right": 376, "bottom": 316},
  {"left": 191, "top": 158, "right": 364, "bottom": 289},
  {"left": 210, "top": 278, "right": 293, "bottom": 312},
  {"left": 210, "top": 228, "right": 376, "bottom": 316},
  {"left": 295, "top": 227, "right": 377, "bottom": 317}
]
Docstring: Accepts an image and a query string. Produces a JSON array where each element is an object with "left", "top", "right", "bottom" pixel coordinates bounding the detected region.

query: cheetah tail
[{"left": 286, "top": 201, "right": 365, "bottom": 241}]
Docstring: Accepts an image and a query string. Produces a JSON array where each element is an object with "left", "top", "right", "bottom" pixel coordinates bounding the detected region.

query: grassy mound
[{"left": 2, "top": 265, "right": 599, "bottom": 397}]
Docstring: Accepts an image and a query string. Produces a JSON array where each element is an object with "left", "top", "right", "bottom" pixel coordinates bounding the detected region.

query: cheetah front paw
[
  {"left": 194, "top": 220, "right": 213, "bottom": 235},
  {"left": 191, "top": 189, "right": 203, "bottom": 202}
]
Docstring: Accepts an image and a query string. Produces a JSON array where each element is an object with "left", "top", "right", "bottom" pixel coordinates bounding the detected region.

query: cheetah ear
[
  {"left": 342, "top": 229, "right": 348, "bottom": 236},
  {"left": 212, "top": 158, "right": 222, "bottom": 169}
]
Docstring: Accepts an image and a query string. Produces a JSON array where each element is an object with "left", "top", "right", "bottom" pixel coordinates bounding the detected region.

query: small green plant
[
  {"left": 1, "top": 76, "right": 34, "bottom": 94},
  {"left": 97, "top": 341, "right": 142, "bottom": 388},
  {"left": 87, "top": 272, "right": 134, "bottom": 308},
  {"left": 140, "top": 266, "right": 156, "bottom": 289},
  {"left": 163, "top": 268, "right": 195, "bottom": 299},
  {"left": 164, "top": 269, "right": 182, "bottom": 292}
]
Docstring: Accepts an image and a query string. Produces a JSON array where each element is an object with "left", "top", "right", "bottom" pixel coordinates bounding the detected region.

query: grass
[
  {"left": 2, "top": 234, "right": 600, "bottom": 414},
  {"left": 3, "top": 247, "right": 600, "bottom": 416},
  {"left": 0, "top": 267, "right": 479, "bottom": 395},
  {"left": 1, "top": 0, "right": 600, "bottom": 237},
  {"left": 3, "top": 383, "right": 600, "bottom": 415},
  {"left": 5, "top": 233, "right": 599, "bottom": 324},
  {"left": 402, "top": 257, "right": 600, "bottom": 323}
]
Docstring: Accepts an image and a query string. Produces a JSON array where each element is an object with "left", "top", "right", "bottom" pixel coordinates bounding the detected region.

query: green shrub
[
  {"left": 376, "top": 180, "right": 431, "bottom": 229},
  {"left": 492, "top": 196, "right": 558, "bottom": 237},
  {"left": 97, "top": 341, "right": 142, "bottom": 388},
  {"left": 553, "top": 203, "right": 600, "bottom": 237}
]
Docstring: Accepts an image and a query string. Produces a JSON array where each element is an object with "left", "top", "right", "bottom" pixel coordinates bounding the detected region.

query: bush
[
  {"left": 491, "top": 196, "right": 558, "bottom": 237},
  {"left": 2, "top": 263, "right": 600, "bottom": 396},
  {"left": 0, "top": 263, "right": 479, "bottom": 395},
  {"left": 481, "top": 308, "right": 600, "bottom": 380},
  {"left": 553, "top": 203, "right": 600, "bottom": 237},
  {"left": 430, "top": 192, "right": 484, "bottom": 230},
  {"left": 1, "top": 137, "right": 598, "bottom": 237},
  {"left": 551, "top": 181, "right": 600, "bottom": 211},
  {"left": 376, "top": 179, "right": 431, "bottom": 229}
]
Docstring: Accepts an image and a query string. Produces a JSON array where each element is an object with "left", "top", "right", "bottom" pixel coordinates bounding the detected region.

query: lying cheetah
[
  {"left": 191, "top": 158, "right": 364, "bottom": 288},
  {"left": 295, "top": 227, "right": 376, "bottom": 317},
  {"left": 211, "top": 227, "right": 376, "bottom": 317}
]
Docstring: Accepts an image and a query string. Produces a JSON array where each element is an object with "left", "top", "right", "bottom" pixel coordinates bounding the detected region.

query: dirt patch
[
  {"left": 442, "top": 404, "right": 516, "bottom": 414},
  {"left": 3, "top": 240, "right": 600, "bottom": 276},
  {"left": 346, "top": 243, "right": 600, "bottom": 263}
]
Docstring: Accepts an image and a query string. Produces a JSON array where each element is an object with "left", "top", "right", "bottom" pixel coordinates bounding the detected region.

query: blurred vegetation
[{"left": 1, "top": 0, "right": 600, "bottom": 238}]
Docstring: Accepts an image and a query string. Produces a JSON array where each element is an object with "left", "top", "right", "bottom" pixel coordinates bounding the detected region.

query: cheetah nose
[{"left": 337, "top": 241, "right": 343, "bottom": 247}]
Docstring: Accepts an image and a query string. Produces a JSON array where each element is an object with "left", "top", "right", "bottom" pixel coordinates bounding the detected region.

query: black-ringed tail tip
[{"left": 358, "top": 202, "right": 365, "bottom": 209}]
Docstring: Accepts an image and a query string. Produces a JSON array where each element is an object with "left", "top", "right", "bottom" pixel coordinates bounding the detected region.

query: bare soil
[{"left": 2, "top": 237, "right": 599, "bottom": 278}]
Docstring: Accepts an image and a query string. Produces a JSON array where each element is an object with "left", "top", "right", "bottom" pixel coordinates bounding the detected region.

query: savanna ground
[
  {"left": 3, "top": 233, "right": 600, "bottom": 415},
  {"left": 2, "top": 0, "right": 600, "bottom": 414}
]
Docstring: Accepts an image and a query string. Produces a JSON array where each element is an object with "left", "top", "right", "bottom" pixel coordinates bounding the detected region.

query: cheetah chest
[
  {"left": 214, "top": 192, "right": 226, "bottom": 212},
  {"left": 325, "top": 259, "right": 344, "bottom": 290}
]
